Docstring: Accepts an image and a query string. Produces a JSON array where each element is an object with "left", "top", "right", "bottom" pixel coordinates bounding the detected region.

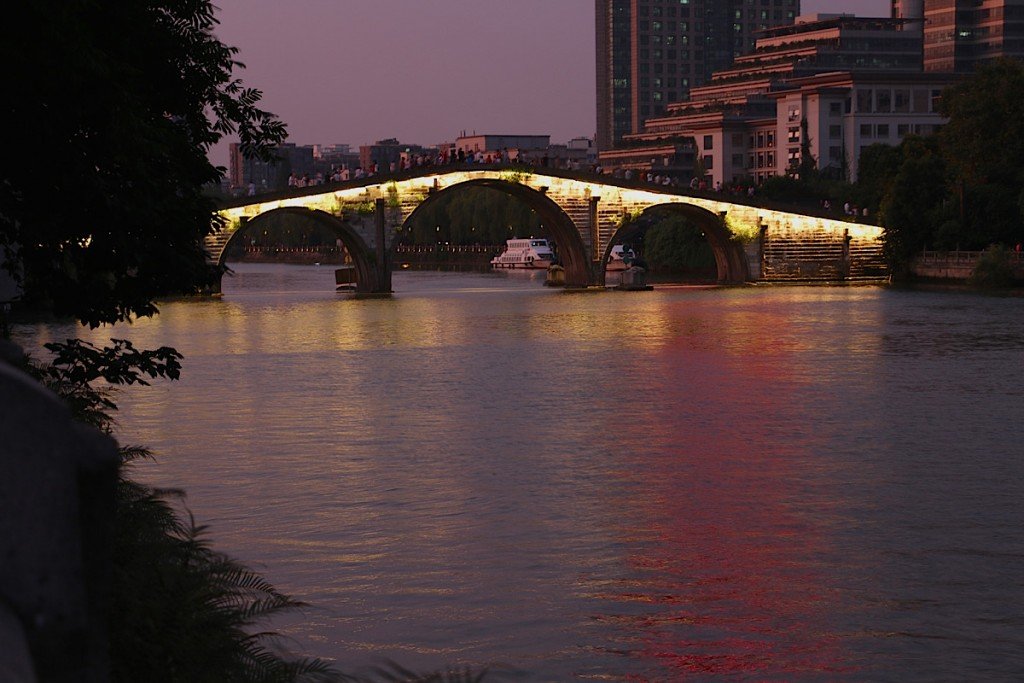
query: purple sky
[{"left": 210, "top": 0, "right": 890, "bottom": 167}]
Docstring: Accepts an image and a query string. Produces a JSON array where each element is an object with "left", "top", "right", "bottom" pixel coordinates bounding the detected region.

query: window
[
  {"left": 829, "top": 102, "right": 842, "bottom": 116},
  {"left": 702, "top": 154, "right": 713, "bottom": 170},
  {"left": 703, "top": 134, "right": 714, "bottom": 150},
  {"left": 732, "top": 133, "right": 744, "bottom": 147},
  {"left": 856, "top": 89, "right": 873, "bottom": 113},
  {"left": 912, "top": 89, "right": 929, "bottom": 113},
  {"left": 877, "top": 124, "right": 890, "bottom": 138},
  {"left": 829, "top": 124, "right": 841, "bottom": 139},
  {"left": 876, "top": 89, "right": 892, "bottom": 113},
  {"left": 894, "top": 89, "right": 910, "bottom": 113},
  {"left": 860, "top": 123, "right": 873, "bottom": 138}
]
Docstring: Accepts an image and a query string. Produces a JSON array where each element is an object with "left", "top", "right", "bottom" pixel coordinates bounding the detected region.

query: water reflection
[{"left": 11, "top": 266, "right": 1024, "bottom": 681}]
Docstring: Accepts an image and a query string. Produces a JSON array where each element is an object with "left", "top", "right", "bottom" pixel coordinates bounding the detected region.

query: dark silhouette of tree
[
  {"left": 938, "top": 58, "right": 1024, "bottom": 248},
  {"left": 403, "top": 188, "right": 541, "bottom": 245},
  {"left": 879, "top": 136, "right": 956, "bottom": 269},
  {"left": 1, "top": 1, "right": 286, "bottom": 327}
]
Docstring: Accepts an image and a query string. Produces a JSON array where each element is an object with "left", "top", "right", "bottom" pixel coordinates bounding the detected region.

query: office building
[
  {"left": 599, "top": 14, "right": 953, "bottom": 184},
  {"left": 596, "top": 0, "right": 801, "bottom": 150},
  {"left": 894, "top": 0, "right": 1024, "bottom": 71},
  {"left": 229, "top": 142, "right": 317, "bottom": 191}
]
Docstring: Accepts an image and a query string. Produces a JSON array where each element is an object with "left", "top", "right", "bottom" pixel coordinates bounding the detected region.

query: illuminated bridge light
[{"left": 214, "top": 167, "right": 883, "bottom": 288}]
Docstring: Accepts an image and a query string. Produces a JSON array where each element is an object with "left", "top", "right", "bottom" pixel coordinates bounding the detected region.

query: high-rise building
[
  {"left": 891, "top": 0, "right": 923, "bottom": 20},
  {"left": 894, "top": 0, "right": 1024, "bottom": 71},
  {"left": 595, "top": 0, "right": 801, "bottom": 151},
  {"left": 598, "top": 14, "right": 949, "bottom": 184}
]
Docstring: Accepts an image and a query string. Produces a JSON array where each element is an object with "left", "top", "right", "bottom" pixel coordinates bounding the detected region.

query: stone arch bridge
[{"left": 213, "top": 165, "right": 885, "bottom": 293}]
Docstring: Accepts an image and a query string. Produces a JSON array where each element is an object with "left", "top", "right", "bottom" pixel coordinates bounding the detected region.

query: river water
[{"left": 13, "top": 264, "right": 1024, "bottom": 681}]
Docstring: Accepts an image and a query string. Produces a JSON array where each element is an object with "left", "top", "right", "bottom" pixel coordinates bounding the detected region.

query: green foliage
[
  {"left": 929, "top": 58, "right": 1024, "bottom": 254},
  {"left": 939, "top": 58, "right": 1024, "bottom": 188},
  {"left": 403, "top": 188, "right": 540, "bottom": 245},
  {"left": 386, "top": 183, "right": 402, "bottom": 209},
  {"left": 856, "top": 144, "right": 903, "bottom": 211},
  {"left": 797, "top": 117, "right": 817, "bottom": 181},
  {"left": 25, "top": 338, "right": 182, "bottom": 432},
  {"left": 1, "top": 0, "right": 286, "bottom": 327},
  {"left": 498, "top": 168, "right": 531, "bottom": 184},
  {"left": 969, "top": 245, "right": 1015, "bottom": 288},
  {"left": 757, "top": 173, "right": 852, "bottom": 208},
  {"left": 641, "top": 214, "right": 716, "bottom": 277},
  {"left": 231, "top": 213, "right": 341, "bottom": 251},
  {"left": 111, "top": 477, "right": 340, "bottom": 683},
  {"left": 879, "top": 136, "right": 955, "bottom": 269}
]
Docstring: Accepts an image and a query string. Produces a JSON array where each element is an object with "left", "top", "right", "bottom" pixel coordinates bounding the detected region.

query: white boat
[
  {"left": 606, "top": 244, "right": 636, "bottom": 271},
  {"left": 491, "top": 239, "right": 555, "bottom": 269}
]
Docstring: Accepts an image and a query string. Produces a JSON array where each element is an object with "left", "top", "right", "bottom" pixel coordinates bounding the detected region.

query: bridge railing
[
  {"left": 216, "top": 163, "right": 877, "bottom": 227},
  {"left": 916, "top": 249, "right": 1024, "bottom": 265}
]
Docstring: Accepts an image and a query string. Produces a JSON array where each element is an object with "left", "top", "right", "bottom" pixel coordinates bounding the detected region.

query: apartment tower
[
  {"left": 893, "top": 0, "right": 1024, "bottom": 71},
  {"left": 596, "top": 0, "right": 800, "bottom": 150}
]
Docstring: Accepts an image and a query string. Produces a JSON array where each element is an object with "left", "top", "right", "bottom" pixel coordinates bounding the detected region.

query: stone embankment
[{"left": 910, "top": 250, "right": 1024, "bottom": 282}]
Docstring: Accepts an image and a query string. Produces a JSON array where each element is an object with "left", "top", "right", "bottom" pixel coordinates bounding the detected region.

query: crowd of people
[
  {"left": 266, "top": 150, "right": 764, "bottom": 198},
  {"left": 245, "top": 151, "right": 879, "bottom": 218}
]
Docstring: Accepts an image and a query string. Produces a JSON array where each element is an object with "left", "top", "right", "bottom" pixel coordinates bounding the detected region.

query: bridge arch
[
  {"left": 604, "top": 202, "right": 748, "bottom": 284},
  {"left": 399, "top": 178, "right": 593, "bottom": 287},
  {"left": 219, "top": 207, "right": 381, "bottom": 292}
]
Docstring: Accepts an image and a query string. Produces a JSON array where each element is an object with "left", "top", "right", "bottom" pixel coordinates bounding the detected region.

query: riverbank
[{"left": 910, "top": 249, "right": 1024, "bottom": 284}]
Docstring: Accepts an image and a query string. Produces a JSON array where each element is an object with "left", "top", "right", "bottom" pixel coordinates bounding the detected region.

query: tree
[
  {"left": 797, "top": 117, "right": 817, "bottom": 181},
  {"left": 938, "top": 58, "right": 1024, "bottom": 247},
  {"left": 403, "top": 188, "right": 541, "bottom": 245},
  {"left": 641, "top": 214, "right": 716, "bottom": 278},
  {"left": 879, "top": 136, "right": 955, "bottom": 269},
  {"left": 939, "top": 58, "right": 1024, "bottom": 188},
  {"left": 1, "top": 1, "right": 286, "bottom": 327},
  {"left": 855, "top": 143, "right": 903, "bottom": 211}
]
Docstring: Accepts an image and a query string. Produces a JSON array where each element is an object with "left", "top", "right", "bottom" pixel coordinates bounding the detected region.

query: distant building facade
[
  {"left": 893, "top": 0, "right": 1024, "bottom": 72},
  {"left": 454, "top": 134, "right": 551, "bottom": 157},
  {"left": 599, "top": 14, "right": 955, "bottom": 184},
  {"left": 229, "top": 142, "right": 317, "bottom": 192},
  {"left": 595, "top": 0, "right": 801, "bottom": 151}
]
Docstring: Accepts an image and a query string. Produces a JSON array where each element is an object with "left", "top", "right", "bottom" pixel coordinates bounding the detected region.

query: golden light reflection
[{"left": 215, "top": 170, "right": 882, "bottom": 264}]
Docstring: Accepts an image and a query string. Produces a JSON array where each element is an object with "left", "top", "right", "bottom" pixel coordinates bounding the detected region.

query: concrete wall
[{"left": 0, "top": 344, "right": 119, "bottom": 682}]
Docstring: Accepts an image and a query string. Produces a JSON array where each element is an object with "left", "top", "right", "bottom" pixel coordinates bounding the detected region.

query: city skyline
[{"left": 210, "top": 0, "right": 890, "bottom": 167}]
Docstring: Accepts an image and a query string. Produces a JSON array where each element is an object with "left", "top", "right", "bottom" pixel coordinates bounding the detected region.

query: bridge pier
[{"left": 374, "top": 199, "right": 392, "bottom": 293}]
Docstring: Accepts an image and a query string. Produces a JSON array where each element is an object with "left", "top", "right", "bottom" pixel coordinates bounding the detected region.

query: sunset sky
[{"left": 211, "top": 0, "right": 892, "bottom": 166}]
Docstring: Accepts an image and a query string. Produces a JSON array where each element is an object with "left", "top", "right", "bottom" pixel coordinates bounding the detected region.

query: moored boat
[{"left": 491, "top": 239, "right": 555, "bottom": 269}]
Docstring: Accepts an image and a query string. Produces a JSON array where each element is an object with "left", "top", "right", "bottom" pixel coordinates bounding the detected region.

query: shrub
[{"left": 969, "top": 245, "right": 1015, "bottom": 288}]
